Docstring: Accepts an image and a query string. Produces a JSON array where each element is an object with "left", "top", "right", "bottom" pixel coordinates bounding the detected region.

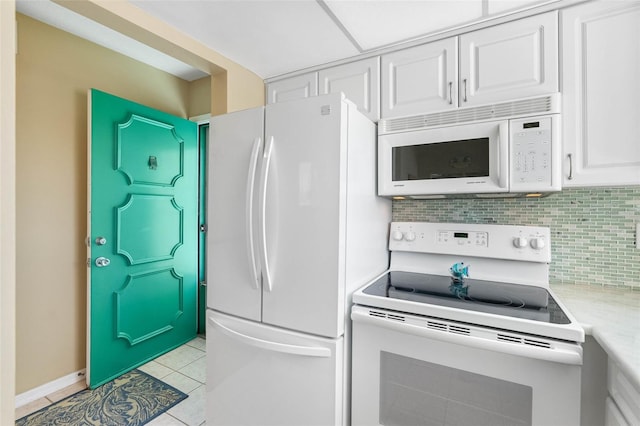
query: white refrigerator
[{"left": 206, "top": 93, "right": 391, "bottom": 425}]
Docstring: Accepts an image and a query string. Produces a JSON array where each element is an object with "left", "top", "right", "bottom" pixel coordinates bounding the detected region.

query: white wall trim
[
  {"left": 15, "top": 369, "right": 86, "bottom": 408},
  {"left": 0, "top": 1, "right": 17, "bottom": 423},
  {"left": 190, "top": 113, "right": 211, "bottom": 124}
]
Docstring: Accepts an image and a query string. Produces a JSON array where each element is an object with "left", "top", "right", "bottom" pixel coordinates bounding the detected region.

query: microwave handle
[{"left": 498, "top": 122, "right": 509, "bottom": 189}]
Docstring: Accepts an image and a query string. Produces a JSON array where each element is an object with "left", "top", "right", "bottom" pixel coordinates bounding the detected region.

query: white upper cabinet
[
  {"left": 561, "top": 1, "right": 640, "bottom": 187},
  {"left": 459, "top": 11, "right": 558, "bottom": 107},
  {"left": 487, "top": 0, "right": 552, "bottom": 15},
  {"left": 266, "top": 72, "right": 318, "bottom": 104},
  {"left": 267, "top": 60, "right": 379, "bottom": 121},
  {"left": 318, "top": 57, "right": 380, "bottom": 121},
  {"left": 381, "top": 38, "right": 458, "bottom": 118},
  {"left": 380, "top": 11, "right": 558, "bottom": 119}
]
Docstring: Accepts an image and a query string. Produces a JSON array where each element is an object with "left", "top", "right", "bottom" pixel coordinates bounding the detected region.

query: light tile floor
[
  {"left": 143, "top": 337, "right": 207, "bottom": 426},
  {"left": 15, "top": 337, "right": 207, "bottom": 426}
]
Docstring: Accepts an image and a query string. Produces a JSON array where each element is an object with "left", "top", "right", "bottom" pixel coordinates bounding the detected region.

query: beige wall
[
  {"left": 16, "top": 13, "right": 189, "bottom": 393},
  {"left": 14, "top": 13, "right": 260, "bottom": 394},
  {"left": 212, "top": 72, "right": 229, "bottom": 117},
  {"left": 189, "top": 76, "right": 212, "bottom": 118},
  {"left": 1, "top": 1, "right": 17, "bottom": 422}
]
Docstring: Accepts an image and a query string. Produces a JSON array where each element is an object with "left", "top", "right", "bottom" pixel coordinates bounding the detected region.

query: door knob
[{"left": 95, "top": 257, "right": 111, "bottom": 267}]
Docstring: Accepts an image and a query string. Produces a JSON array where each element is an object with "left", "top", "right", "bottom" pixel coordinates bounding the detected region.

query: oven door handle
[{"left": 351, "top": 310, "right": 583, "bottom": 365}]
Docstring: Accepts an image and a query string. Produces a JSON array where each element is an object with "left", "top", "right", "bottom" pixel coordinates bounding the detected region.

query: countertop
[{"left": 551, "top": 284, "right": 640, "bottom": 390}]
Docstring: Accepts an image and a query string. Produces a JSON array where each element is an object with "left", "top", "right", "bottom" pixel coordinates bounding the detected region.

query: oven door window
[
  {"left": 380, "top": 351, "right": 532, "bottom": 426},
  {"left": 392, "top": 138, "right": 490, "bottom": 181}
]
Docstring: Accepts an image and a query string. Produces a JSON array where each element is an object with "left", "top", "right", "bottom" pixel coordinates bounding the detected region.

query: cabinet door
[
  {"left": 562, "top": 1, "right": 640, "bottom": 187},
  {"left": 459, "top": 11, "right": 558, "bottom": 106},
  {"left": 606, "top": 398, "right": 630, "bottom": 426},
  {"left": 319, "top": 57, "right": 380, "bottom": 121},
  {"left": 487, "top": 0, "right": 550, "bottom": 15},
  {"left": 266, "top": 72, "right": 318, "bottom": 104},
  {"left": 381, "top": 38, "right": 457, "bottom": 119},
  {"left": 607, "top": 359, "right": 640, "bottom": 426}
]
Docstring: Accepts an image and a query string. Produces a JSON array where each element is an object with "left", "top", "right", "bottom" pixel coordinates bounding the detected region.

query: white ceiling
[{"left": 16, "top": 0, "right": 554, "bottom": 81}]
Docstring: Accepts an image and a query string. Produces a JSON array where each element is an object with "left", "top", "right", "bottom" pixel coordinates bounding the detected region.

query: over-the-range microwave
[{"left": 378, "top": 94, "right": 562, "bottom": 199}]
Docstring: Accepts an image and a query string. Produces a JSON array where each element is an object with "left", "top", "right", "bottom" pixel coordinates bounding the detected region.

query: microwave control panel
[{"left": 510, "top": 116, "right": 557, "bottom": 191}]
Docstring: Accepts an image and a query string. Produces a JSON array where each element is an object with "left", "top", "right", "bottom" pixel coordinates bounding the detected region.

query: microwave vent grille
[{"left": 380, "top": 95, "right": 558, "bottom": 134}]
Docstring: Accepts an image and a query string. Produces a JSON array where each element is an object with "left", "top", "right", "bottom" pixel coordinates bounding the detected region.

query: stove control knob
[
  {"left": 530, "top": 237, "right": 546, "bottom": 250},
  {"left": 404, "top": 232, "right": 416, "bottom": 242},
  {"left": 512, "top": 236, "right": 528, "bottom": 248},
  {"left": 392, "top": 231, "right": 404, "bottom": 241}
]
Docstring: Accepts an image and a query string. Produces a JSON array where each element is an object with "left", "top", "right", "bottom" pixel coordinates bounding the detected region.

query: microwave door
[{"left": 379, "top": 120, "right": 509, "bottom": 196}]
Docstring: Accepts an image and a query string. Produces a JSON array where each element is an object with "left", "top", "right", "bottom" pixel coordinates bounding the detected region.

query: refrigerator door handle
[
  {"left": 209, "top": 316, "right": 331, "bottom": 358},
  {"left": 259, "top": 136, "right": 274, "bottom": 292},
  {"left": 246, "top": 137, "right": 262, "bottom": 290}
]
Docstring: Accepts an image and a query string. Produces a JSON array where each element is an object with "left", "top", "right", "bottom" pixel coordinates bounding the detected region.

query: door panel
[
  {"left": 561, "top": 1, "right": 640, "bottom": 187},
  {"left": 319, "top": 57, "right": 380, "bottom": 121},
  {"left": 266, "top": 72, "right": 318, "bottom": 104},
  {"left": 207, "top": 311, "right": 343, "bottom": 426},
  {"left": 88, "top": 89, "right": 197, "bottom": 388},
  {"left": 459, "top": 11, "right": 558, "bottom": 106},
  {"left": 261, "top": 94, "right": 345, "bottom": 338},
  {"left": 208, "top": 107, "right": 264, "bottom": 321},
  {"left": 382, "top": 38, "right": 458, "bottom": 118}
]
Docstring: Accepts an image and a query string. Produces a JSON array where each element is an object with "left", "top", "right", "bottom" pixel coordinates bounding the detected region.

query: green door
[{"left": 88, "top": 89, "right": 198, "bottom": 388}]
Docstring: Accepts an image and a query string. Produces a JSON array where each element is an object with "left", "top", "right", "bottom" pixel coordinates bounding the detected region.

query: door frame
[{"left": 192, "top": 114, "right": 210, "bottom": 335}]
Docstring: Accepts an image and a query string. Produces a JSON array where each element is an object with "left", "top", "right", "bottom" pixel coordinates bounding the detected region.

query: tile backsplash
[{"left": 392, "top": 187, "right": 640, "bottom": 289}]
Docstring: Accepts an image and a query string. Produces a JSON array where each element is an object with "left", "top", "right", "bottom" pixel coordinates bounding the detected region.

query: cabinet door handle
[
  {"left": 463, "top": 78, "right": 468, "bottom": 102},
  {"left": 567, "top": 153, "right": 573, "bottom": 180},
  {"left": 448, "top": 81, "right": 453, "bottom": 105}
]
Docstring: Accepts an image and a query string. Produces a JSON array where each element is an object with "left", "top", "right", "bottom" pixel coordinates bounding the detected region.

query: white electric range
[{"left": 351, "top": 222, "right": 585, "bottom": 426}]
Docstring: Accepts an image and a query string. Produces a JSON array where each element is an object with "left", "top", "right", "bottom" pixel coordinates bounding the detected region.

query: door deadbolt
[
  {"left": 95, "top": 257, "right": 111, "bottom": 267},
  {"left": 95, "top": 237, "right": 107, "bottom": 245}
]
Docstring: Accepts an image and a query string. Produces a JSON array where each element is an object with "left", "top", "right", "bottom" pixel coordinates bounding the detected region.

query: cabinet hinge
[{"left": 199, "top": 224, "right": 207, "bottom": 232}]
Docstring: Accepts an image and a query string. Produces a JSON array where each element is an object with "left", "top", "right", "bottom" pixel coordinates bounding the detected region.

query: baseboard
[{"left": 15, "top": 369, "right": 86, "bottom": 408}]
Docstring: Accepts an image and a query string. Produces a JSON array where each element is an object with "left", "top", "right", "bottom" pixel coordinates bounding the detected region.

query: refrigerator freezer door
[
  {"left": 208, "top": 107, "right": 264, "bottom": 321},
  {"left": 207, "top": 310, "right": 343, "bottom": 426},
  {"left": 260, "top": 94, "right": 348, "bottom": 338}
]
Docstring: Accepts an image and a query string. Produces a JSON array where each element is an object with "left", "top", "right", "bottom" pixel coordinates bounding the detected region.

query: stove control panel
[
  {"left": 437, "top": 230, "right": 488, "bottom": 247},
  {"left": 389, "top": 222, "right": 551, "bottom": 263}
]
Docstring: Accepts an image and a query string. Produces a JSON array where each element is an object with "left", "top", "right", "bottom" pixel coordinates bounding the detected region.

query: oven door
[
  {"left": 351, "top": 305, "right": 582, "bottom": 426},
  {"left": 378, "top": 120, "right": 509, "bottom": 197}
]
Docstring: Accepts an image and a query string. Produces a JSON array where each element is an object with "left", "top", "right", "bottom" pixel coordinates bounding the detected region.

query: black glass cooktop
[{"left": 362, "top": 271, "right": 571, "bottom": 324}]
